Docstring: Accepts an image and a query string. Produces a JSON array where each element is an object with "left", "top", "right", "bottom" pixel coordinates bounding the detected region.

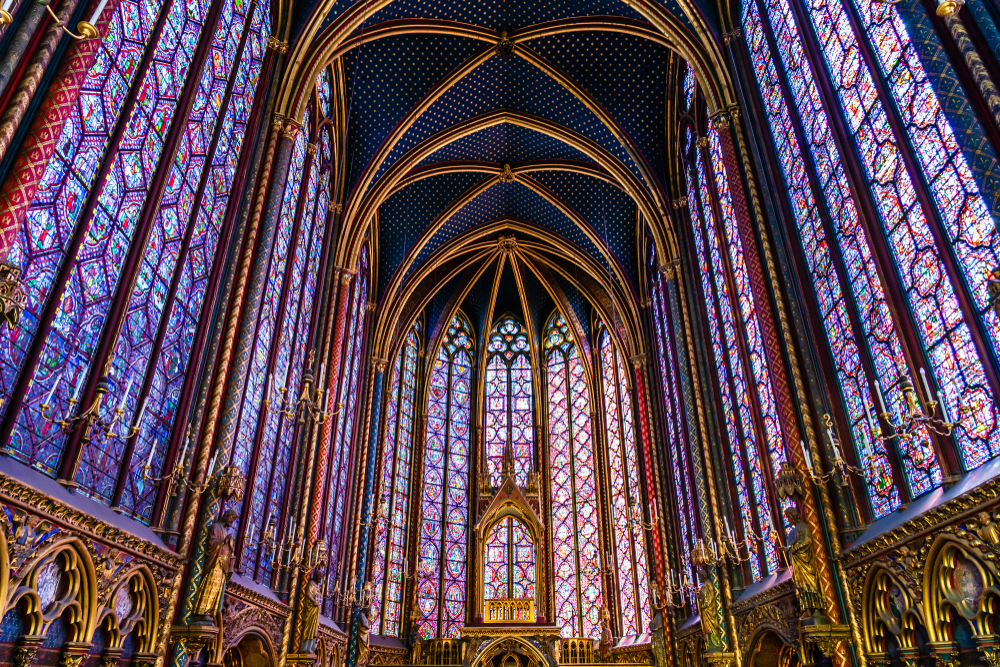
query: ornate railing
[
  {"left": 424, "top": 639, "right": 462, "bottom": 666},
  {"left": 484, "top": 597, "right": 535, "bottom": 622},
  {"left": 561, "top": 638, "right": 596, "bottom": 664}
]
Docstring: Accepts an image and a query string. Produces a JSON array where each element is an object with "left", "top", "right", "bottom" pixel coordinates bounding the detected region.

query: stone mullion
[
  {"left": 728, "top": 104, "right": 869, "bottom": 667},
  {"left": 663, "top": 254, "right": 734, "bottom": 658},
  {"left": 177, "top": 114, "right": 297, "bottom": 630},
  {"left": 715, "top": 111, "right": 850, "bottom": 662},
  {"left": 0, "top": 0, "right": 170, "bottom": 450}
]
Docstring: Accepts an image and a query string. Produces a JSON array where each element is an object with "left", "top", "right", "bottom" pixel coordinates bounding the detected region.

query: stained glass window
[
  {"left": 485, "top": 317, "right": 533, "bottom": 487},
  {"left": 322, "top": 245, "right": 370, "bottom": 616},
  {"left": 545, "top": 312, "right": 603, "bottom": 639},
  {"left": 237, "top": 105, "right": 333, "bottom": 586},
  {"left": 682, "top": 66, "right": 696, "bottom": 111},
  {"left": 598, "top": 327, "right": 651, "bottom": 638},
  {"left": 0, "top": 0, "right": 270, "bottom": 524},
  {"left": 646, "top": 246, "right": 698, "bottom": 598},
  {"left": 9, "top": 0, "right": 215, "bottom": 476},
  {"left": 744, "top": 0, "right": 1000, "bottom": 482},
  {"left": 417, "top": 314, "right": 473, "bottom": 639},
  {"left": 483, "top": 517, "right": 536, "bottom": 601},
  {"left": 685, "top": 135, "right": 778, "bottom": 579},
  {"left": 370, "top": 322, "right": 420, "bottom": 637}
]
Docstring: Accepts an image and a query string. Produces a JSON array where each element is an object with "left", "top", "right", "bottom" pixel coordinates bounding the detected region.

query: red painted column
[
  {"left": 712, "top": 112, "right": 847, "bottom": 659},
  {"left": 310, "top": 269, "right": 353, "bottom": 542},
  {"left": 630, "top": 360, "right": 665, "bottom": 590},
  {"left": 0, "top": 0, "right": 115, "bottom": 258}
]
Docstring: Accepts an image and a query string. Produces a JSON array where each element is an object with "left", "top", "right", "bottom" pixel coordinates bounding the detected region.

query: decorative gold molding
[
  {"left": 267, "top": 36, "right": 289, "bottom": 53},
  {"left": 0, "top": 473, "right": 182, "bottom": 569},
  {"left": 0, "top": 262, "right": 26, "bottom": 328}
]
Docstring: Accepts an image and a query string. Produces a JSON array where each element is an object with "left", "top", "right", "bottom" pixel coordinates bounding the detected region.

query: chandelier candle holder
[
  {"left": 654, "top": 570, "right": 697, "bottom": 609},
  {"left": 37, "top": 0, "right": 102, "bottom": 39},
  {"left": 41, "top": 372, "right": 145, "bottom": 487},
  {"left": 265, "top": 352, "right": 330, "bottom": 424},
  {"left": 629, "top": 497, "right": 657, "bottom": 535},
  {"left": 868, "top": 373, "right": 961, "bottom": 448}
]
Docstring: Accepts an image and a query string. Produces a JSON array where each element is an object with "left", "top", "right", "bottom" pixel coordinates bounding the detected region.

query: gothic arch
[
  {"left": 94, "top": 565, "right": 159, "bottom": 652},
  {"left": 924, "top": 535, "right": 1000, "bottom": 643},
  {"left": 4, "top": 538, "right": 98, "bottom": 643},
  {"left": 861, "top": 564, "right": 926, "bottom": 655}
]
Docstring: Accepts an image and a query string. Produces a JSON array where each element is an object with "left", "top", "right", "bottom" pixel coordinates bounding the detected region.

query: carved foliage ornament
[{"left": 0, "top": 261, "right": 26, "bottom": 328}]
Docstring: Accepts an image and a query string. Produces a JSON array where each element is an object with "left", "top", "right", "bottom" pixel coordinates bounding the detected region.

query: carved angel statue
[
  {"left": 191, "top": 508, "right": 239, "bottom": 625},
  {"left": 781, "top": 506, "right": 825, "bottom": 617}
]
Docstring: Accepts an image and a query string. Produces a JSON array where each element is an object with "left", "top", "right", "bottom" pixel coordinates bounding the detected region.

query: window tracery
[
  {"left": 370, "top": 321, "right": 420, "bottom": 637},
  {"left": 485, "top": 317, "right": 534, "bottom": 487},
  {"left": 0, "top": 0, "right": 269, "bottom": 522},
  {"left": 545, "top": 312, "right": 602, "bottom": 639},
  {"left": 416, "top": 314, "right": 473, "bottom": 639},
  {"left": 598, "top": 327, "right": 651, "bottom": 636}
]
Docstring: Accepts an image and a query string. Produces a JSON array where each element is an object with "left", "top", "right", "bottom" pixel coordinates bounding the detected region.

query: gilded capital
[
  {"left": 267, "top": 36, "right": 289, "bottom": 53},
  {"left": 696, "top": 136, "right": 709, "bottom": 148},
  {"left": 306, "top": 142, "right": 317, "bottom": 156}
]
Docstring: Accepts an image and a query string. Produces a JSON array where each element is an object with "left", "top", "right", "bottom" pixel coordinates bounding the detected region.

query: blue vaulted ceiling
[{"left": 311, "top": 0, "right": 702, "bottom": 330}]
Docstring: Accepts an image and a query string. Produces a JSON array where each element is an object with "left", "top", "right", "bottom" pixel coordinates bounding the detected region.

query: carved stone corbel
[{"left": 13, "top": 637, "right": 44, "bottom": 667}]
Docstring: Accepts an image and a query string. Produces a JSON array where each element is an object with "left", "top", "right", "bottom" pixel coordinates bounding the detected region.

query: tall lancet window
[
  {"left": 417, "top": 314, "right": 473, "bottom": 639},
  {"left": 0, "top": 0, "right": 269, "bottom": 521},
  {"left": 545, "top": 313, "right": 602, "bottom": 639},
  {"left": 322, "top": 243, "right": 370, "bottom": 615},
  {"left": 485, "top": 317, "right": 534, "bottom": 486},
  {"left": 741, "top": 0, "right": 1000, "bottom": 507},
  {"left": 647, "top": 244, "right": 698, "bottom": 599},
  {"left": 598, "top": 327, "right": 651, "bottom": 638},
  {"left": 371, "top": 321, "right": 421, "bottom": 637},
  {"left": 483, "top": 516, "right": 536, "bottom": 601}
]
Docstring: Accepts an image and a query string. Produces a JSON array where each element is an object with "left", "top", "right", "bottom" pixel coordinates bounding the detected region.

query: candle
[
  {"left": 178, "top": 431, "right": 190, "bottom": 468},
  {"left": 136, "top": 397, "right": 148, "bottom": 428},
  {"left": 724, "top": 516, "right": 733, "bottom": 542},
  {"left": 827, "top": 427, "right": 841, "bottom": 460},
  {"left": 920, "top": 368, "right": 933, "bottom": 403},
  {"left": 118, "top": 376, "right": 133, "bottom": 414},
  {"left": 144, "top": 441, "right": 155, "bottom": 471},
  {"left": 265, "top": 374, "right": 272, "bottom": 403},
  {"left": 404, "top": 557, "right": 409, "bottom": 576},
  {"left": 207, "top": 452, "right": 217, "bottom": 478},
  {"left": 651, "top": 497, "right": 657, "bottom": 520},
  {"left": 875, "top": 379, "right": 888, "bottom": 414},
  {"left": 71, "top": 371, "right": 84, "bottom": 404},
  {"left": 44, "top": 371, "right": 62, "bottom": 407},
  {"left": 319, "top": 362, "right": 326, "bottom": 382},
  {"left": 85, "top": 0, "right": 110, "bottom": 29},
  {"left": 939, "top": 391, "right": 951, "bottom": 422},
  {"left": 0, "top": 0, "right": 14, "bottom": 15},
  {"left": 800, "top": 439, "right": 813, "bottom": 470},
  {"left": 864, "top": 398, "right": 877, "bottom": 434}
]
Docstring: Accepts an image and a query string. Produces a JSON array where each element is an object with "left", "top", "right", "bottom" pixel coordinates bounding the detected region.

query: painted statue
[
  {"left": 357, "top": 609, "right": 371, "bottom": 666},
  {"left": 598, "top": 604, "right": 612, "bottom": 659},
  {"left": 650, "top": 610, "right": 668, "bottom": 667},
  {"left": 298, "top": 568, "right": 323, "bottom": 654},
  {"left": 191, "top": 508, "right": 239, "bottom": 624},
  {"left": 694, "top": 564, "right": 722, "bottom": 649},
  {"left": 409, "top": 604, "right": 426, "bottom": 666},
  {"left": 782, "top": 506, "right": 824, "bottom": 616}
]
